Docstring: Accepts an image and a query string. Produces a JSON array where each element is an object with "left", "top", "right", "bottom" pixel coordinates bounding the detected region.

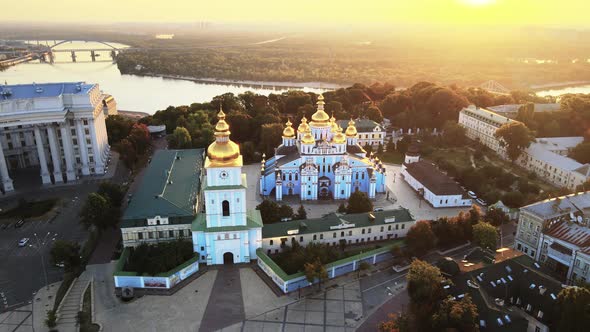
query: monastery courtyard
[{"left": 242, "top": 163, "right": 473, "bottom": 222}]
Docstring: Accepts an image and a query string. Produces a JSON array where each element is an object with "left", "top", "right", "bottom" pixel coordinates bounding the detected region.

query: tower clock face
[{"left": 219, "top": 171, "right": 229, "bottom": 179}]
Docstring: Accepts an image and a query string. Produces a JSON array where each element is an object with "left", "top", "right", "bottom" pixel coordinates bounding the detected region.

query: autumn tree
[
  {"left": 405, "top": 221, "right": 436, "bottom": 257},
  {"left": 432, "top": 295, "right": 479, "bottom": 332},
  {"left": 116, "top": 138, "right": 137, "bottom": 168},
  {"left": 407, "top": 260, "right": 445, "bottom": 329},
  {"left": 494, "top": 122, "right": 534, "bottom": 163},
  {"left": 128, "top": 123, "right": 151, "bottom": 154},
  {"left": 304, "top": 258, "right": 328, "bottom": 290},
  {"left": 485, "top": 207, "right": 510, "bottom": 226}
]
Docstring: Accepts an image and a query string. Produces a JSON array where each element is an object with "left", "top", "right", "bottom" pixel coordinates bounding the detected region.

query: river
[
  {"left": 0, "top": 41, "right": 330, "bottom": 115},
  {"left": 1, "top": 41, "right": 588, "bottom": 114}
]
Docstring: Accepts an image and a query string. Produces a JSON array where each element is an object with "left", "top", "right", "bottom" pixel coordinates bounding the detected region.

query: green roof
[
  {"left": 337, "top": 119, "right": 381, "bottom": 132},
  {"left": 192, "top": 209, "right": 263, "bottom": 232},
  {"left": 122, "top": 149, "right": 204, "bottom": 228},
  {"left": 261, "top": 209, "right": 414, "bottom": 238}
]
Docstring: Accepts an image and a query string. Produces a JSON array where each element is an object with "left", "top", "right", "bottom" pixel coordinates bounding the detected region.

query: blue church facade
[{"left": 260, "top": 95, "right": 387, "bottom": 201}]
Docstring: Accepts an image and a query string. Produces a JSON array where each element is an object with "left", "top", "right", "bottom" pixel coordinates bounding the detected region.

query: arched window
[
  {"left": 289, "top": 174, "right": 292, "bottom": 181},
  {"left": 295, "top": 174, "right": 298, "bottom": 181},
  {"left": 222, "top": 200, "right": 230, "bottom": 216}
]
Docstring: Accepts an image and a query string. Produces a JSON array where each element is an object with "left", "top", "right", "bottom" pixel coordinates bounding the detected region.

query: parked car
[
  {"left": 468, "top": 191, "right": 477, "bottom": 199},
  {"left": 55, "top": 262, "right": 65, "bottom": 268},
  {"left": 373, "top": 207, "right": 384, "bottom": 212},
  {"left": 18, "top": 238, "right": 30, "bottom": 247},
  {"left": 476, "top": 198, "right": 487, "bottom": 206},
  {"left": 14, "top": 219, "right": 24, "bottom": 228}
]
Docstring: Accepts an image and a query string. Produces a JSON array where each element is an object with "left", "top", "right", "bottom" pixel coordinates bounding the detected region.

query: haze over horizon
[{"left": 3, "top": 0, "right": 590, "bottom": 28}]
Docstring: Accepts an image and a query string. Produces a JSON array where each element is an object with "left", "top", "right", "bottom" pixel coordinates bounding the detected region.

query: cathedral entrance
[{"left": 223, "top": 252, "right": 235, "bottom": 265}]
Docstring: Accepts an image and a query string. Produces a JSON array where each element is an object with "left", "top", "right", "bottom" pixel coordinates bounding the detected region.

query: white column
[
  {"left": 34, "top": 126, "right": 52, "bottom": 184},
  {"left": 88, "top": 118, "right": 104, "bottom": 174},
  {"left": 60, "top": 124, "right": 77, "bottom": 182},
  {"left": 75, "top": 119, "right": 90, "bottom": 175},
  {"left": 0, "top": 142, "right": 14, "bottom": 192},
  {"left": 46, "top": 125, "right": 63, "bottom": 183}
]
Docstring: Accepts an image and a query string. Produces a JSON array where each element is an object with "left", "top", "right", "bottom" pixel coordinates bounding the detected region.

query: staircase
[{"left": 56, "top": 276, "right": 92, "bottom": 332}]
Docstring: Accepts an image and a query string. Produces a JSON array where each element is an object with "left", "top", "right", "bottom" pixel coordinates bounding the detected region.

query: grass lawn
[
  {"left": 379, "top": 150, "right": 405, "bottom": 164},
  {"left": 0, "top": 198, "right": 58, "bottom": 220}
]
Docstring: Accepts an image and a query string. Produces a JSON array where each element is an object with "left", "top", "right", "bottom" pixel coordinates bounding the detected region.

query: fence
[
  {"left": 256, "top": 241, "right": 403, "bottom": 293},
  {"left": 113, "top": 248, "right": 200, "bottom": 290}
]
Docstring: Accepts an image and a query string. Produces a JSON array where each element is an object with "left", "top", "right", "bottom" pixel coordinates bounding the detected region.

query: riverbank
[
  {"left": 118, "top": 110, "right": 150, "bottom": 119},
  {"left": 132, "top": 72, "right": 346, "bottom": 90},
  {"left": 531, "top": 80, "right": 590, "bottom": 91}
]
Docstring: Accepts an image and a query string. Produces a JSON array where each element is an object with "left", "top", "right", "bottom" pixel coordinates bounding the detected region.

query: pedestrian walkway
[
  {"left": 55, "top": 275, "right": 91, "bottom": 332},
  {"left": 199, "top": 266, "right": 245, "bottom": 331}
]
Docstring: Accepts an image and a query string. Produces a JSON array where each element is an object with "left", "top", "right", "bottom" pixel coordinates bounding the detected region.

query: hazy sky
[{"left": 3, "top": 0, "right": 589, "bottom": 26}]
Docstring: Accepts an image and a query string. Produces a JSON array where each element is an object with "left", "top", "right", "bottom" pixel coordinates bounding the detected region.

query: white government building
[
  {"left": 0, "top": 82, "right": 114, "bottom": 192},
  {"left": 459, "top": 105, "right": 590, "bottom": 190}
]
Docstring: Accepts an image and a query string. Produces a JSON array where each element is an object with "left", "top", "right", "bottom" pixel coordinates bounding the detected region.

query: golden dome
[
  {"left": 310, "top": 93, "right": 330, "bottom": 127},
  {"left": 297, "top": 116, "right": 310, "bottom": 133},
  {"left": 301, "top": 128, "right": 315, "bottom": 144},
  {"left": 207, "top": 109, "right": 241, "bottom": 166},
  {"left": 283, "top": 119, "right": 295, "bottom": 138},
  {"left": 330, "top": 116, "right": 339, "bottom": 133},
  {"left": 333, "top": 126, "right": 346, "bottom": 144},
  {"left": 345, "top": 119, "right": 358, "bottom": 137}
]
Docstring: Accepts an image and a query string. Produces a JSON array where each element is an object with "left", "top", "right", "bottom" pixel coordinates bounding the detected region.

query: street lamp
[{"left": 28, "top": 232, "right": 55, "bottom": 291}]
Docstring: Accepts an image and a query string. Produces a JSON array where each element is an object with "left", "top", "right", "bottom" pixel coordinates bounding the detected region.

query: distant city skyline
[{"left": 2, "top": 0, "right": 589, "bottom": 27}]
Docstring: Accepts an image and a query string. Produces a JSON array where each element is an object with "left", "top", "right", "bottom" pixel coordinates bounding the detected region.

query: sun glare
[{"left": 462, "top": 0, "right": 496, "bottom": 6}]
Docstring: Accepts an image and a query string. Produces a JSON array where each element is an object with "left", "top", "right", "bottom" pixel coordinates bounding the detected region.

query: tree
[
  {"left": 256, "top": 199, "right": 283, "bottom": 224},
  {"left": 570, "top": 142, "right": 590, "bottom": 164},
  {"left": 304, "top": 258, "right": 328, "bottom": 290},
  {"left": 45, "top": 309, "right": 57, "bottom": 329},
  {"left": 502, "top": 191, "right": 525, "bottom": 208},
  {"left": 169, "top": 126, "right": 192, "bottom": 149},
  {"left": 467, "top": 205, "right": 482, "bottom": 224},
  {"left": 97, "top": 182, "right": 125, "bottom": 207},
  {"left": 432, "top": 295, "right": 479, "bottom": 332},
  {"left": 296, "top": 205, "right": 307, "bottom": 220},
  {"left": 260, "top": 123, "right": 283, "bottom": 157},
  {"left": 50, "top": 240, "right": 81, "bottom": 271},
  {"left": 516, "top": 102, "right": 536, "bottom": 129},
  {"left": 556, "top": 286, "right": 590, "bottom": 332},
  {"left": 377, "top": 143, "right": 384, "bottom": 155},
  {"left": 80, "top": 193, "right": 114, "bottom": 230},
  {"left": 116, "top": 138, "right": 137, "bottom": 168},
  {"left": 485, "top": 207, "right": 509, "bottom": 226},
  {"left": 278, "top": 204, "right": 294, "bottom": 220},
  {"left": 494, "top": 122, "right": 534, "bottom": 163},
  {"left": 365, "top": 105, "right": 384, "bottom": 123},
  {"left": 346, "top": 191, "right": 373, "bottom": 214},
  {"left": 128, "top": 123, "right": 151, "bottom": 154},
  {"left": 441, "top": 121, "right": 467, "bottom": 147},
  {"left": 358, "top": 261, "right": 370, "bottom": 278},
  {"left": 473, "top": 222, "right": 497, "bottom": 250},
  {"left": 338, "top": 203, "right": 347, "bottom": 213},
  {"left": 406, "top": 260, "right": 445, "bottom": 327},
  {"left": 405, "top": 221, "right": 436, "bottom": 257},
  {"left": 105, "top": 115, "right": 133, "bottom": 145}
]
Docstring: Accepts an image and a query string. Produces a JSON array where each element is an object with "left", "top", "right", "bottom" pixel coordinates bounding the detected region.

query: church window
[
  {"left": 349, "top": 231, "right": 352, "bottom": 236},
  {"left": 323, "top": 165, "right": 325, "bottom": 172},
  {"left": 362, "top": 229, "right": 366, "bottom": 234},
  {"left": 328, "top": 165, "right": 331, "bottom": 172},
  {"left": 396, "top": 224, "right": 399, "bottom": 230},
  {"left": 159, "top": 231, "right": 165, "bottom": 238},
  {"left": 308, "top": 177, "right": 311, "bottom": 181},
  {"left": 300, "top": 236, "right": 303, "bottom": 243},
  {"left": 356, "top": 239, "right": 359, "bottom": 243},
  {"left": 169, "top": 230, "right": 174, "bottom": 238},
  {"left": 320, "top": 234, "right": 324, "bottom": 240},
  {"left": 401, "top": 224, "right": 405, "bottom": 229},
  {"left": 270, "top": 240, "right": 274, "bottom": 245},
  {"left": 138, "top": 232, "right": 143, "bottom": 240},
  {"left": 341, "top": 231, "right": 344, "bottom": 237},
  {"left": 222, "top": 200, "right": 230, "bottom": 216},
  {"left": 289, "top": 174, "right": 292, "bottom": 181},
  {"left": 295, "top": 174, "right": 298, "bottom": 181},
  {"left": 368, "top": 228, "right": 372, "bottom": 234},
  {"left": 308, "top": 190, "right": 311, "bottom": 196},
  {"left": 362, "top": 173, "right": 365, "bottom": 180},
  {"left": 225, "top": 233, "right": 230, "bottom": 239},
  {"left": 341, "top": 190, "right": 344, "bottom": 195},
  {"left": 333, "top": 232, "right": 336, "bottom": 238},
  {"left": 283, "top": 174, "right": 286, "bottom": 181},
  {"left": 313, "top": 235, "right": 317, "bottom": 240},
  {"left": 356, "top": 173, "right": 359, "bottom": 180},
  {"left": 200, "top": 246, "right": 204, "bottom": 251},
  {"left": 380, "top": 226, "right": 384, "bottom": 232}
]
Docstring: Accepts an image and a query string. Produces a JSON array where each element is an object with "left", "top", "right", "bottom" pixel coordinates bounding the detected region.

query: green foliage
[
  {"left": 485, "top": 207, "right": 510, "bottom": 226},
  {"left": 473, "top": 222, "right": 497, "bottom": 250},
  {"left": 256, "top": 200, "right": 294, "bottom": 224},
  {"left": 276, "top": 242, "right": 340, "bottom": 275},
  {"left": 346, "top": 191, "right": 373, "bottom": 214},
  {"left": 50, "top": 240, "right": 81, "bottom": 272},
  {"left": 304, "top": 258, "right": 329, "bottom": 290},
  {"left": 45, "top": 309, "right": 57, "bottom": 328},
  {"left": 168, "top": 126, "right": 192, "bottom": 149},
  {"left": 502, "top": 191, "right": 525, "bottom": 208},
  {"left": 405, "top": 221, "right": 436, "bottom": 257},
  {"left": 97, "top": 182, "right": 125, "bottom": 208},
  {"left": 296, "top": 205, "right": 307, "bottom": 220},
  {"left": 0, "top": 198, "right": 57, "bottom": 219},
  {"left": 79, "top": 193, "right": 116, "bottom": 230},
  {"left": 430, "top": 213, "right": 473, "bottom": 249},
  {"left": 125, "top": 240, "right": 194, "bottom": 276},
  {"left": 556, "top": 286, "right": 590, "bottom": 332},
  {"left": 494, "top": 122, "right": 535, "bottom": 162},
  {"left": 441, "top": 121, "right": 467, "bottom": 147},
  {"left": 105, "top": 115, "right": 134, "bottom": 145},
  {"left": 406, "top": 260, "right": 445, "bottom": 328},
  {"left": 431, "top": 295, "right": 479, "bottom": 332},
  {"left": 569, "top": 142, "right": 590, "bottom": 164}
]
